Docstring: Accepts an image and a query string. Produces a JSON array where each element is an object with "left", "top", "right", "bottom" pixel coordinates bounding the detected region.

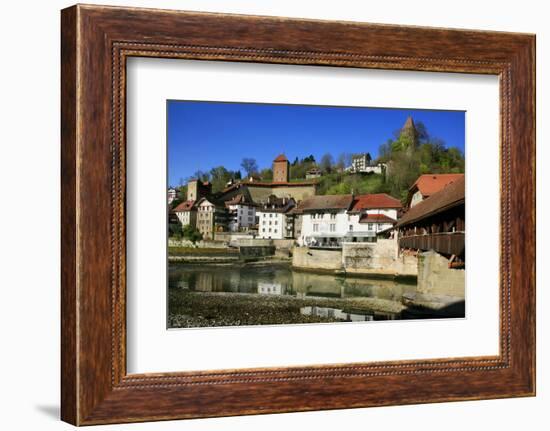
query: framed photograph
[{"left": 61, "top": 4, "right": 535, "bottom": 425}]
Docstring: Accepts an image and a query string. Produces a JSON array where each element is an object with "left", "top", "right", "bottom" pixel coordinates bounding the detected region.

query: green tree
[
  {"left": 182, "top": 225, "right": 203, "bottom": 243},
  {"left": 259, "top": 168, "right": 273, "bottom": 181},
  {"left": 209, "top": 166, "right": 232, "bottom": 193},
  {"left": 380, "top": 120, "right": 464, "bottom": 202},
  {"left": 191, "top": 170, "right": 210, "bottom": 182},
  {"left": 169, "top": 222, "right": 183, "bottom": 239}
]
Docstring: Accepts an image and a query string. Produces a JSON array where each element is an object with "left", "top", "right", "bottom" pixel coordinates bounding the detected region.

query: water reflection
[
  {"left": 300, "top": 306, "right": 398, "bottom": 321},
  {"left": 169, "top": 263, "right": 416, "bottom": 302}
]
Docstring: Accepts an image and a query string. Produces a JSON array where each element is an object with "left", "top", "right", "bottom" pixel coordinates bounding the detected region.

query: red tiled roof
[
  {"left": 299, "top": 194, "right": 354, "bottom": 212},
  {"left": 397, "top": 176, "right": 465, "bottom": 227},
  {"left": 359, "top": 213, "right": 397, "bottom": 224},
  {"left": 172, "top": 200, "right": 196, "bottom": 212},
  {"left": 409, "top": 174, "right": 464, "bottom": 198},
  {"left": 273, "top": 154, "right": 288, "bottom": 162},
  {"left": 350, "top": 193, "right": 402, "bottom": 212}
]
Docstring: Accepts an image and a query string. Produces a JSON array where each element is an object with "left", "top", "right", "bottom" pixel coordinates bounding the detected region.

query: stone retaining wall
[
  {"left": 292, "top": 247, "right": 343, "bottom": 271},
  {"left": 417, "top": 250, "right": 465, "bottom": 298},
  {"left": 343, "top": 240, "right": 417, "bottom": 277}
]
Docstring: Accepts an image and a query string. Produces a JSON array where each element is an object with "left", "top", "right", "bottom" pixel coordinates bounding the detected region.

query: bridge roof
[{"left": 397, "top": 176, "right": 465, "bottom": 227}]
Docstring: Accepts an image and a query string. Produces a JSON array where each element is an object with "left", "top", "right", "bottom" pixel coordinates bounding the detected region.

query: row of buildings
[
  {"left": 170, "top": 153, "right": 406, "bottom": 244},
  {"left": 170, "top": 136, "right": 464, "bottom": 264}
]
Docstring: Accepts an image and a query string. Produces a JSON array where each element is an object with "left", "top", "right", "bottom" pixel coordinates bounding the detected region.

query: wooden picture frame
[{"left": 61, "top": 4, "right": 535, "bottom": 425}]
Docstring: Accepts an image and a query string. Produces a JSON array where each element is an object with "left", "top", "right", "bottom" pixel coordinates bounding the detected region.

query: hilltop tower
[
  {"left": 400, "top": 116, "right": 419, "bottom": 148},
  {"left": 273, "top": 154, "right": 289, "bottom": 183},
  {"left": 187, "top": 179, "right": 212, "bottom": 201}
]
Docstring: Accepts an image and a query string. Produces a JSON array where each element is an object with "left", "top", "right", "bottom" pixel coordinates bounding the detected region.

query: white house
[
  {"left": 257, "top": 195, "right": 295, "bottom": 239},
  {"left": 345, "top": 193, "right": 402, "bottom": 241},
  {"left": 172, "top": 200, "right": 196, "bottom": 228},
  {"left": 299, "top": 193, "right": 402, "bottom": 247},
  {"left": 224, "top": 194, "right": 257, "bottom": 232},
  {"left": 167, "top": 187, "right": 178, "bottom": 204},
  {"left": 347, "top": 153, "right": 386, "bottom": 174},
  {"left": 298, "top": 194, "right": 354, "bottom": 247}
]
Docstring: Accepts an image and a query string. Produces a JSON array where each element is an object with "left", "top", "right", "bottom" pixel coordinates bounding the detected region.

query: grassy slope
[{"left": 317, "top": 172, "right": 393, "bottom": 197}]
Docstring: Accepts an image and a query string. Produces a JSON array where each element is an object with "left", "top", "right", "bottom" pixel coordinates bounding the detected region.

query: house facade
[
  {"left": 195, "top": 198, "right": 228, "bottom": 240},
  {"left": 224, "top": 194, "right": 257, "bottom": 232},
  {"left": 257, "top": 195, "right": 295, "bottom": 239},
  {"left": 167, "top": 187, "right": 177, "bottom": 204},
  {"left": 346, "top": 193, "right": 402, "bottom": 240},
  {"left": 172, "top": 200, "right": 196, "bottom": 228},
  {"left": 305, "top": 167, "right": 322, "bottom": 179},
  {"left": 298, "top": 195, "right": 354, "bottom": 247},
  {"left": 348, "top": 154, "right": 386, "bottom": 175},
  {"left": 299, "top": 193, "right": 402, "bottom": 247}
]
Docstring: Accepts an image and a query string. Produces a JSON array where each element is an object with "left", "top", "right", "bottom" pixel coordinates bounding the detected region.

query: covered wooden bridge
[{"left": 396, "top": 176, "right": 465, "bottom": 264}]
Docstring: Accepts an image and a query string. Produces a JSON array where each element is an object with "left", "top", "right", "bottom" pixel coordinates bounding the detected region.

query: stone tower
[
  {"left": 400, "top": 116, "right": 419, "bottom": 148},
  {"left": 187, "top": 179, "right": 212, "bottom": 201},
  {"left": 273, "top": 154, "right": 289, "bottom": 183}
]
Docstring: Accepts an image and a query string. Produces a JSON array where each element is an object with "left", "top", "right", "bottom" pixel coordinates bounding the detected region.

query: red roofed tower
[{"left": 273, "top": 154, "right": 289, "bottom": 183}]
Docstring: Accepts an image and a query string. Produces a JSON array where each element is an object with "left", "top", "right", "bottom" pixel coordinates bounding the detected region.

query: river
[{"left": 168, "top": 262, "right": 436, "bottom": 328}]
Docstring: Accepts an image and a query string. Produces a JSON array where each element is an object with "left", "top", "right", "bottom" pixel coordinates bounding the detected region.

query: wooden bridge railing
[{"left": 399, "top": 232, "right": 465, "bottom": 256}]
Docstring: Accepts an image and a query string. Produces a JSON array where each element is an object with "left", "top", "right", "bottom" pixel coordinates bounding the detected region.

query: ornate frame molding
[{"left": 61, "top": 5, "right": 535, "bottom": 425}]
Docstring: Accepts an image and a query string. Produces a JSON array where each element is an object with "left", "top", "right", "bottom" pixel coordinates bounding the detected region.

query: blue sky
[{"left": 167, "top": 100, "right": 465, "bottom": 186}]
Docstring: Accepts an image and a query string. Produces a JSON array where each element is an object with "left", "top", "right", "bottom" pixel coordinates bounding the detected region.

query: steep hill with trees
[{"left": 377, "top": 117, "right": 465, "bottom": 200}]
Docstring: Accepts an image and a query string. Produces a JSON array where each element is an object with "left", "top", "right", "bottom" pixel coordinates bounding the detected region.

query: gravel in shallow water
[{"left": 168, "top": 290, "right": 406, "bottom": 328}]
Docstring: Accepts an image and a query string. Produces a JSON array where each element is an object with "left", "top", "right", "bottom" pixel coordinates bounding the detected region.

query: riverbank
[
  {"left": 168, "top": 290, "right": 407, "bottom": 328},
  {"left": 168, "top": 246, "right": 287, "bottom": 264}
]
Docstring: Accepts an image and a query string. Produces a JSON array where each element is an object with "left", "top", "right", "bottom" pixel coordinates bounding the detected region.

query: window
[
  {"left": 274, "top": 229, "right": 277, "bottom": 233},
  {"left": 274, "top": 220, "right": 278, "bottom": 225},
  {"left": 269, "top": 221, "right": 272, "bottom": 225},
  {"left": 269, "top": 213, "right": 273, "bottom": 218},
  {"left": 330, "top": 224, "right": 336, "bottom": 232},
  {"left": 262, "top": 220, "right": 266, "bottom": 225},
  {"left": 349, "top": 225, "right": 353, "bottom": 231},
  {"left": 269, "top": 228, "right": 272, "bottom": 233},
  {"left": 368, "top": 223, "right": 374, "bottom": 230},
  {"left": 330, "top": 213, "right": 336, "bottom": 220},
  {"left": 262, "top": 228, "right": 265, "bottom": 232},
  {"left": 313, "top": 224, "right": 319, "bottom": 232}
]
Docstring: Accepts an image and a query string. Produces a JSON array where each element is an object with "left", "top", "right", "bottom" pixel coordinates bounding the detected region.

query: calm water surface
[{"left": 168, "top": 263, "right": 419, "bottom": 324}]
